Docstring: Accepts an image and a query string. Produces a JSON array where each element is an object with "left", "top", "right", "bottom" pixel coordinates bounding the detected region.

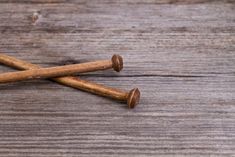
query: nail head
[
  {"left": 127, "top": 88, "right": 140, "bottom": 108},
  {"left": 111, "top": 54, "right": 123, "bottom": 72}
]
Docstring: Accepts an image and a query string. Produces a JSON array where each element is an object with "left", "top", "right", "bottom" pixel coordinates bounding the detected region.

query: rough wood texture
[{"left": 0, "top": 0, "right": 234, "bottom": 156}]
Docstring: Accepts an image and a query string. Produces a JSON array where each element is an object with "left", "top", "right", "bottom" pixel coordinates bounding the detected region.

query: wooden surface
[{"left": 0, "top": 0, "right": 235, "bottom": 156}]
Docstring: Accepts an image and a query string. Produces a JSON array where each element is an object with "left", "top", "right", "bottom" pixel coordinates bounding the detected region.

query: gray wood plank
[{"left": 0, "top": 0, "right": 234, "bottom": 156}]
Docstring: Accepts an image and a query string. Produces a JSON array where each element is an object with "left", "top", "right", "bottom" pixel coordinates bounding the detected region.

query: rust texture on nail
[{"left": 0, "top": 54, "right": 140, "bottom": 108}]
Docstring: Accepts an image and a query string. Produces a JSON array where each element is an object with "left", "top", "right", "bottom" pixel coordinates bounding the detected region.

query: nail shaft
[
  {"left": 0, "top": 54, "right": 140, "bottom": 108},
  {"left": 0, "top": 57, "right": 112, "bottom": 84}
]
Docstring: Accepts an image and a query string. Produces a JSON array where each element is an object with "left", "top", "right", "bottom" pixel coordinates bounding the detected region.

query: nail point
[
  {"left": 112, "top": 54, "right": 123, "bottom": 72},
  {"left": 127, "top": 88, "right": 140, "bottom": 108}
]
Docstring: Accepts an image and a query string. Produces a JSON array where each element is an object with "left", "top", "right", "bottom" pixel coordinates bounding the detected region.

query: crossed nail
[{"left": 0, "top": 54, "right": 140, "bottom": 108}]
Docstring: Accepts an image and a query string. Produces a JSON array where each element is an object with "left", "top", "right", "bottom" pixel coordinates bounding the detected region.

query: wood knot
[{"left": 32, "top": 11, "right": 41, "bottom": 24}]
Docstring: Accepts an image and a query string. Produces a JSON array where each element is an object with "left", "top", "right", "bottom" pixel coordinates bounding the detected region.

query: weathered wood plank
[{"left": 0, "top": 0, "right": 234, "bottom": 156}]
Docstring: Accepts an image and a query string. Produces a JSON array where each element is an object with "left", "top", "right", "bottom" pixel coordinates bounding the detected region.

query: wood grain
[{"left": 0, "top": 0, "right": 234, "bottom": 156}]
